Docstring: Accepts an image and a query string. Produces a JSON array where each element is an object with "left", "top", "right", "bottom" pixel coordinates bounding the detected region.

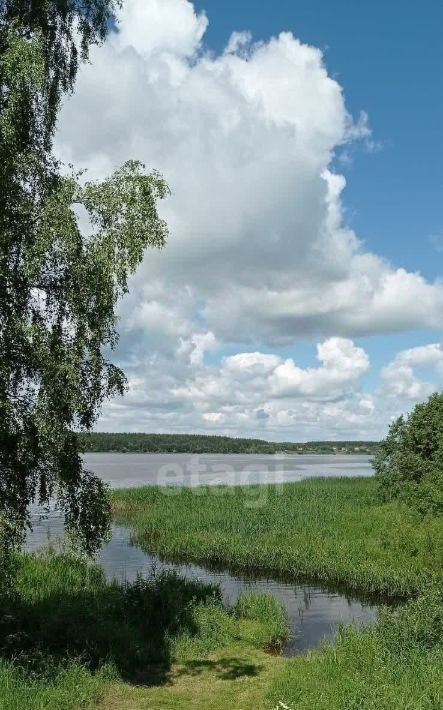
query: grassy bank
[
  {"left": 111, "top": 477, "right": 443, "bottom": 597},
  {"left": 1, "top": 476, "right": 442, "bottom": 709},
  {"left": 269, "top": 587, "right": 443, "bottom": 710},
  {"left": 108, "top": 475, "right": 443, "bottom": 708},
  {"left": 1, "top": 550, "right": 442, "bottom": 710},
  {"left": 0, "top": 550, "right": 287, "bottom": 710},
  {"left": 98, "top": 589, "right": 443, "bottom": 710}
]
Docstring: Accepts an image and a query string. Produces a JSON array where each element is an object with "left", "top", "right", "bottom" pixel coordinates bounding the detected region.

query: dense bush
[{"left": 374, "top": 393, "right": 443, "bottom": 514}]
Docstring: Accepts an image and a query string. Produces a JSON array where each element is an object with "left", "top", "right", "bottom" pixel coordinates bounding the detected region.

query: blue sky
[
  {"left": 57, "top": 0, "right": 443, "bottom": 439},
  {"left": 197, "top": 1, "right": 443, "bottom": 241},
  {"left": 195, "top": 0, "right": 443, "bottom": 278},
  {"left": 194, "top": 0, "right": 443, "bottom": 380}
]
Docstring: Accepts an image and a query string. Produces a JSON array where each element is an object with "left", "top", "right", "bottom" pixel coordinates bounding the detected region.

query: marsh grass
[
  {"left": 111, "top": 477, "right": 443, "bottom": 597},
  {"left": 269, "top": 586, "right": 443, "bottom": 710}
]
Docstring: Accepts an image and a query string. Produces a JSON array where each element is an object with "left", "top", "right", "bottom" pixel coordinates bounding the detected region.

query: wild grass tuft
[
  {"left": 235, "top": 592, "right": 288, "bottom": 650},
  {"left": 0, "top": 659, "right": 113, "bottom": 710}
]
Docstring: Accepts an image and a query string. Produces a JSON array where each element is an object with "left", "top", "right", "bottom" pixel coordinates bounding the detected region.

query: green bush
[{"left": 374, "top": 393, "right": 443, "bottom": 514}]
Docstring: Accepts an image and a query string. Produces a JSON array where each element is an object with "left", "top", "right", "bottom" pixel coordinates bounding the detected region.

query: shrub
[{"left": 374, "top": 393, "right": 443, "bottom": 514}]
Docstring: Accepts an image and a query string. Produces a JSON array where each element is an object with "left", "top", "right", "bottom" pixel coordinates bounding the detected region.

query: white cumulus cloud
[
  {"left": 55, "top": 0, "right": 443, "bottom": 439},
  {"left": 381, "top": 344, "right": 443, "bottom": 400},
  {"left": 57, "top": 0, "right": 443, "bottom": 346}
]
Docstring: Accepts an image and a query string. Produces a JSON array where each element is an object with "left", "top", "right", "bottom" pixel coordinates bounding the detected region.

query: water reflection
[{"left": 26, "top": 510, "right": 380, "bottom": 656}]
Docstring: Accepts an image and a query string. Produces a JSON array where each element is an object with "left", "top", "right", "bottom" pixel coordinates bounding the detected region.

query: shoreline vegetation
[
  {"left": 2, "top": 397, "right": 443, "bottom": 710},
  {"left": 0, "top": 550, "right": 287, "bottom": 710},
  {"left": 2, "top": 475, "right": 441, "bottom": 709},
  {"left": 79, "top": 432, "right": 379, "bottom": 455},
  {"left": 111, "top": 477, "right": 442, "bottom": 599}
]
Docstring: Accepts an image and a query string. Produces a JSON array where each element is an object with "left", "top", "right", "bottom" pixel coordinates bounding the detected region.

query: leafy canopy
[
  {"left": 0, "top": 1, "right": 169, "bottom": 552},
  {"left": 374, "top": 392, "right": 443, "bottom": 515}
]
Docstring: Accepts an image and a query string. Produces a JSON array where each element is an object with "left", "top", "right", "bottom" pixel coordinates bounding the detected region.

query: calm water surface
[
  {"left": 26, "top": 453, "right": 379, "bottom": 657},
  {"left": 81, "top": 452, "right": 374, "bottom": 488}
]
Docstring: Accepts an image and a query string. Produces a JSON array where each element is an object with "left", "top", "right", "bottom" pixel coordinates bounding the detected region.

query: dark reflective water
[
  {"left": 26, "top": 508, "right": 380, "bottom": 656},
  {"left": 82, "top": 452, "right": 373, "bottom": 488}
]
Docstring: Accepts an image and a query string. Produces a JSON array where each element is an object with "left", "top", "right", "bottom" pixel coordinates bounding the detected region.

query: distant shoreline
[{"left": 78, "top": 432, "right": 379, "bottom": 456}]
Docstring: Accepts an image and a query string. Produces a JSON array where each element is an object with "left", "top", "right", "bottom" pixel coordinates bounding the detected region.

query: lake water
[
  {"left": 81, "top": 452, "right": 374, "bottom": 488},
  {"left": 26, "top": 453, "right": 380, "bottom": 657}
]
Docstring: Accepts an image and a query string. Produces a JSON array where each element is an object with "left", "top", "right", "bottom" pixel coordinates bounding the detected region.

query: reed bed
[{"left": 111, "top": 477, "right": 443, "bottom": 597}]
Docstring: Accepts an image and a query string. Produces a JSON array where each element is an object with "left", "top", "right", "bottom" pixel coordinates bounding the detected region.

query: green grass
[
  {"left": 1, "top": 476, "right": 442, "bottom": 709},
  {"left": 269, "top": 587, "right": 443, "bottom": 710},
  {"left": 99, "top": 646, "right": 283, "bottom": 710},
  {"left": 172, "top": 591, "right": 287, "bottom": 663},
  {"left": 0, "top": 660, "right": 111, "bottom": 710},
  {"left": 111, "top": 477, "right": 443, "bottom": 597},
  {"left": 0, "top": 549, "right": 287, "bottom": 710},
  {"left": 107, "top": 592, "right": 441, "bottom": 710},
  {"left": 5, "top": 564, "right": 438, "bottom": 710},
  {"left": 106, "top": 476, "right": 443, "bottom": 707}
]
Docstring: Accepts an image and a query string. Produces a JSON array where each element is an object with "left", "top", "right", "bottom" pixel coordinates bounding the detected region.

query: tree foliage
[
  {"left": 0, "top": 1, "right": 169, "bottom": 552},
  {"left": 78, "top": 432, "right": 379, "bottom": 455},
  {"left": 374, "top": 393, "right": 443, "bottom": 515}
]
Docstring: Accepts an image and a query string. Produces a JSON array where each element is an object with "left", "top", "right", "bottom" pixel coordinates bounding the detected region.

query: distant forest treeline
[{"left": 78, "top": 433, "right": 379, "bottom": 455}]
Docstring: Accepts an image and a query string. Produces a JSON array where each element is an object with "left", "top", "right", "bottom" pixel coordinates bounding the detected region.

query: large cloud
[
  {"left": 55, "top": 0, "right": 443, "bottom": 438},
  {"left": 57, "top": 0, "right": 443, "bottom": 346},
  {"left": 174, "top": 338, "right": 368, "bottom": 405},
  {"left": 381, "top": 344, "right": 443, "bottom": 400},
  {"left": 97, "top": 337, "right": 443, "bottom": 440},
  {"left": 99, "top": 334, "right": 377, "bottom": 439}
]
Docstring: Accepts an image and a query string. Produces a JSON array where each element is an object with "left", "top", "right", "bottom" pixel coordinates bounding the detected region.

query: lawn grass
[
  {"left": 99, "top": 645, "right": 283, "bottom": 710},
  {"left": 111, "top": 477, "right": 443, "bottom": 597}
]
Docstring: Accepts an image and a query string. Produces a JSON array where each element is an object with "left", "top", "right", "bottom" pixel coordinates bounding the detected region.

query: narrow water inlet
[{"left": 26, "top": 510, "right": 383, "bottom": 657}]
